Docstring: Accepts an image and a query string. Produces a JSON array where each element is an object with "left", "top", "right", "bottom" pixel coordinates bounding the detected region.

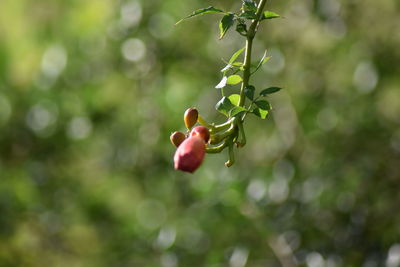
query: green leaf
[
  {"left": 215, "top": 97, "right": 235, "bottom": 116},
  {"left": 232, "top": 62, "right": 243, "bottom": 67},
  {"left": 252, "top": 108, "right": 269, "bottom": 119},
  {"left": 252, "top": 98, "right": 271, "bottom": 119},
  {"left": 221, "top": 47, "right": 245, "bottom": 73},
  {"left": 227, "top": 75, "right": 242, "bottom": 85},
  {"left": 215, "top": 76, "right": 227, "bottom": 89},
  {"left": 175, "top": 6, "right": 225, "bottom": 25},
  {"left": 230, "top": 106, "right": 247, "bottom": 117},
  {"left": 255, "top": 100, "right": 271, "bottom": 110},
  {"left": 251, "top": 50, "right": 270, "bottom": 74},
  {"left": 220, "top": 64, "right": 232, "bottom": 72},
  {"left": 236, "top": 23, "right": 247, "bottom": 34},
  {"left": 261, "top": 11, "right": 281, "bottom": 20},
  {"left": 228, "top": 94, "right": 241, "bottom": 106},
  {"left": 260, "top": 87, "right": 282, "bottom": 96},
  {"left": 260, "top": 55, "right": 271, "bottom": 65},
  {"left": 228, "top": 47, "right": 245, "bottom": 64},
  {"left": 240, "top": 11, "right": 257, "bottom": 19},
  {"left": 244, "top": 85, "right": 255, "bottom": 100},
  {"left": 219, "top": 13, "right": 235, "bottom": 39},
  {"left": 242, "top": 0, "right": 257, "bottom": 12}
]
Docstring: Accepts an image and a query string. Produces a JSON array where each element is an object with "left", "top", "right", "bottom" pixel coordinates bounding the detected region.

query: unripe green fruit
[
  {"left": 190, "top": 126, "right": 210, "bottom": 143},
  {"left": 170, "top": 131, "right": 186, "bottom": 147},
  {"left": 184, "top": 108, "right": 198, "bottom": 130}
]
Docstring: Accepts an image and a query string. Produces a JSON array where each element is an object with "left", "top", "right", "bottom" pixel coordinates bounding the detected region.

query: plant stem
[
  {"left": 198, "top": 115, "right": 215, "bottom": 130},
  {"left": 238, "top": 38, "right": 253, "bottom": 107},
  {"left": 213, "top": 118, "right": 234, "bottom": 131},
  {"left": 225, "top": 140, "right": 235, "bottom": 167},
  {"left": 236, "top": 120, "right": 246, "bottom": 147},
  {"left": 210, "top": 121, "right": 237, "bottom": 144},
  {"left": 238, "top": 0, "right": 268, "bottom": 107},
  {"left": 206, "top": 140, "right": 229, "bottom": 153}
]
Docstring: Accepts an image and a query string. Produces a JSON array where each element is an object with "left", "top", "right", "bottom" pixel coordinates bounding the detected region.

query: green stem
[
  {"left": 198, "top": 115, "right": 215, "bottom": 130},
  {"left": 236, "top": 120, "right": 246, "bottom": 147},
  {"left": 210, "top": 122, "right": 237, "bottom": 145},
  {"left": 213, "top": 118, "right": 234, "bottom": 131},
  {"left": 238, "top": 39, "right": 253, "bottom": 107},
  {"left": 206, "top": 140, "right": 229, "bottom": 154},
  {"left": 238, "top": 0, "right": 268, "bottom": 107},
  {"left": 225, "top": 140, "right": 235, "bottom": 167}
]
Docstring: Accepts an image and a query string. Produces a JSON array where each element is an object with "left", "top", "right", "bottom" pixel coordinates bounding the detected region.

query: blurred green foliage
[{"left": 1, "top": 0, "right": 400, "bottom": 266}]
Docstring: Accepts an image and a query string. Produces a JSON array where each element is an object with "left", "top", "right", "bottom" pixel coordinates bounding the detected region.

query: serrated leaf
[
  {"left": 229, "top": 47, "right": 245, "bottom": 64},
  {"left": 215, "top": 96, "right": 235, "bottom": 116},
  {"left": 244, "top": 85, "right": 255, "bottom": 100},
  {"left": 240, "top": 11, "right": 257, "bottom": 19},
  {"left": 253, "top": 108, "right": 269, "bottom": 119},
  {"left": 230, "top": 106, "right": 247, "bottom": 117},
  {"left": 219, "top": 13, "right": 235, "bottom": 39},
  {"left": 215, "top": 76, "right": 228, "bottom": 89},
  {"left": 260, "top": 87, "right": 282, "bottom": 96},
  {"left": 227, "top": 75, "right": 242, "bottom": 85},
  {"left": 255, "top": 100, "right": 271, "bottom": 110},
  {"left": 261, "top": 11, "right": 280, "bottom": 20},
  {"left": 228, "top": 94, "right": 241, "bottom": 106},
  {"left": 176, "top": 6, "right": 225, "bottom": 25}
]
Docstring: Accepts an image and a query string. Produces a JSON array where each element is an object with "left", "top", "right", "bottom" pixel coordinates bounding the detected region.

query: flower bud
[
  {"left": 170, "top": 131, "right": 186, "bottom": 147},
  {"left": 174, "top": 136, "right": 205, "bottom": 173},
  {"left": 190, "top": 126, "right": 210, "bottom": 143},
  {"left": 184, "top": 108, "right": 198, "bottom": 130}
]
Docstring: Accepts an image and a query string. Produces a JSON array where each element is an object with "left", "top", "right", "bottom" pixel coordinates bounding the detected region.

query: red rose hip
[
  {"left": 174, "top": 136, "right": 206, "bottom": 173},
  {"left": 190, "top": 126, "right": 210, "bottom": 143}
]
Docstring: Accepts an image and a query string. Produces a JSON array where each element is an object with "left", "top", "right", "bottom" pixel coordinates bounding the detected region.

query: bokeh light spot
[
  {"left": 121, "top": 38, "right": 146, "bottom": 62},
  {"left": 26, "top": 101, "right": 58, "bottom": 136},
  {"left": 41, "top": 44, "right": 68, "bottom": 79},
  {"left": 229, "top": 247, "right": 249, "bottom": 267},
  {"left": 353, "top": 61, "right": 378, "bottom": 93},
  {"left": 120, "top": 1, "right": 142, "bottom": 28},
  {"left": 67, "top": 116, "right": 93, "bottom": 140}
]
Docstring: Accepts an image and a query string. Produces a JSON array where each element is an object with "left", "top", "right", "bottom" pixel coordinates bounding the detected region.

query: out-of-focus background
[{"left": 1, "top": 0, "right": 400, "bottom": 266}]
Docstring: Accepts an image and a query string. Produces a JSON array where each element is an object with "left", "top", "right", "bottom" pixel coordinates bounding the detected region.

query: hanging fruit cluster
[
  {"left": 172, "top": 0, "right": 282, "bottom": 172},
  {"left": 171, "top": 107, "right": 239, "bottom": 173}
]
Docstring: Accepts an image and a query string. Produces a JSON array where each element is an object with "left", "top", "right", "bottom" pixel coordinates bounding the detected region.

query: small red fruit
[
  {"left": 174, "top": 136, "right": 206, "bottom": 173},
  {"left": 170, "top": 131, "right": 186, "bottom": 147},
  {"left": 190, "top": 126, "right": 210, "bottom": 143},
  {"left": 184, "top": 108, "right": 198, "bottom": 130}
]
